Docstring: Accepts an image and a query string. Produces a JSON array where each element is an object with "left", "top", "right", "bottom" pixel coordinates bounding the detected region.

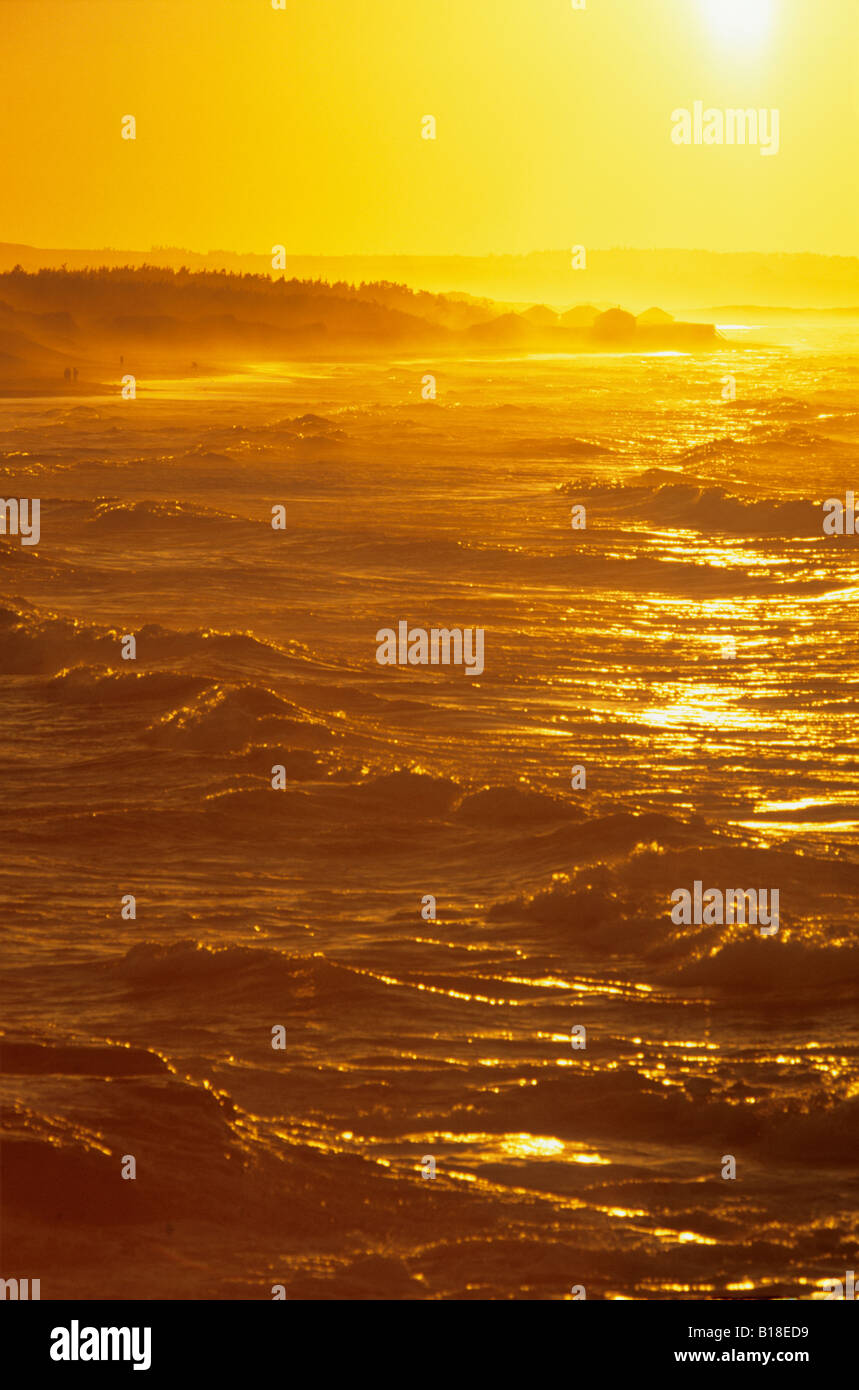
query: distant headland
[{"left": 0, "top": 265, "right": 720, "bottom": 393}]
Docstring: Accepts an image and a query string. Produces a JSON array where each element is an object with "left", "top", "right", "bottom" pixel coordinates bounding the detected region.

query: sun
[{"left": 700, "top": 0, "right": 773, "bottom": 45}]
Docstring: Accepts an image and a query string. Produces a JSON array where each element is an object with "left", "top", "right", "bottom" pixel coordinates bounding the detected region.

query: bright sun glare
[{"left": 701, "top": 0, "right": 773, "bottom": 44}]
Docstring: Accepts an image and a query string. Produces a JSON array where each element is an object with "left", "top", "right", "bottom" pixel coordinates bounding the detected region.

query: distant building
[
  {"left": 592, "top": 308, "right": 637, "bottom": 343},
  {"left": 560, "top": 304, "right": 599, "bottom": 328},
  {"left": 637, "top": 306, "right": 674, "bottom": 325},
  {"left": 523, "top": 304, "right": 559, "bottom": 327}
]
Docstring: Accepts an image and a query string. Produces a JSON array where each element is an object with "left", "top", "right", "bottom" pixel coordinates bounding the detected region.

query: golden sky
[{"left": 1, "top": 0, "right": 856, "bottom": 256}]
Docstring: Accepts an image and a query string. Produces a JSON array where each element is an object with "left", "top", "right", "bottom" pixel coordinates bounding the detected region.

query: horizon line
[{"left": 1, "top": 241, "right": 857, "bottom": 264}]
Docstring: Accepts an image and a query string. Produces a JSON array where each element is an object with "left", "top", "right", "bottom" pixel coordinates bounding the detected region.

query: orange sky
[{"left": 1, "top": 0, "right": 856, "bottom": 256}]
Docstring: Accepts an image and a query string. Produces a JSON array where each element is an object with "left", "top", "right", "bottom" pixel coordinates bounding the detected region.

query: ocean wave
[
  {"left": 144, "top": 682, "right": 316, "bottom": 750},
  {"left": 556, "top": 473, "right": 819, "bottom": 535},
  {"left": 679, "top": 425, "right": 838, "bottom": 464},
  {"left": 487, "top": 838, "right": 859, "bottom": 977},
  {"left": 670, "top": 937, "right": 859, "bottom": 993},
  {"left": 455, "top": 784, "right": 586, "bottom": 826},
  {"left": 110, "top": 940, "right": 390, "bottom": 1010},
  {"left": 749, "top": 424, "right": 839, "bottom": 450},
  {"left": 0, "top": 602, "right": 111, "bottom": 673},
  {"left": 0, "top": 601, "right": 307, "bottom": 676},
  {"left": 84, "top": 498, "right": 246, "bottom": 535},
  {"left": 275, "top": 413, "right": 337, "bottom": 432},
  {"left": 0, "top": 1038, "right": 168, "bottom": 1076},
  {"left": 469, "top": 1066, "right": 859, "bottom": 1165},
  {"left": 350, "top": 768, "right": 461, "bottom": 818},
  {"left": 504, "top": 435, "right": 615, "bottom": 459},
  {"left": 47, "top": 664, "right": 211, "bottom": 704},
  {"left": 737, "top": 395, "right": 814, "bottom": 420}
]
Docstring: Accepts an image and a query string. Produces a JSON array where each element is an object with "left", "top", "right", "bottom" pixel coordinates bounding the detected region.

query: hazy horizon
[{"left": 2, "top": 242, "right": 858, "bottom": 314}]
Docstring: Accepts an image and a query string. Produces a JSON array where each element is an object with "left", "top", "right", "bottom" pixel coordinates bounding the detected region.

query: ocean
[{"left": 2, "top": 327, "right": 858, "bottom": 1299}]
